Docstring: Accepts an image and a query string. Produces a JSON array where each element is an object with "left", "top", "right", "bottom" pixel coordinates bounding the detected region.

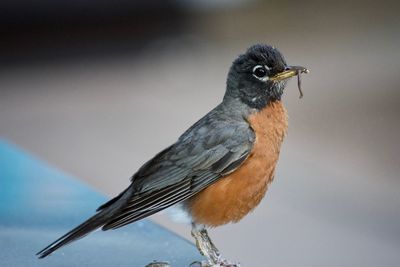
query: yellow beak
[{"left": 270, "top": 66, "right": 309, "bottom": 81}]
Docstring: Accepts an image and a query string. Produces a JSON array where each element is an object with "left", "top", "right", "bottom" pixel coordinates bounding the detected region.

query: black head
[{"left": 224, "top": 44, "right": 304, "bottom": 109}]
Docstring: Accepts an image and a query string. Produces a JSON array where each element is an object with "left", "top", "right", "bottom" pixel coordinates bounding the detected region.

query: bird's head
[{"left": 224, "top": 44, "right": 308, "bottom": 109}]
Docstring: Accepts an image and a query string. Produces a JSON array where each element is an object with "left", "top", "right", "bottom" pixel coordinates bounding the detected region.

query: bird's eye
[{"left": 252, "top": 65, "right": 268, "bottom": 80}]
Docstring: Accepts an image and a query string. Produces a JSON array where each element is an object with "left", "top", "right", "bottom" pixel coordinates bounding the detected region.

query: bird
[{"left": 37, "top": 44, "right": 309, "bottom": 266}]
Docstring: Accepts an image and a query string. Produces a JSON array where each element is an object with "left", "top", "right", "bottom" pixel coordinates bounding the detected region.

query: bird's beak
[{"left": 270, "top": 65, "right": 309, "bottom": 81}]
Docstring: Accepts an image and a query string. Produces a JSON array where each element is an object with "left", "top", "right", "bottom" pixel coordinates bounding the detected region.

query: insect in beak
[{"left": 270, "top": 66, "right": 309, "bottom": 98}]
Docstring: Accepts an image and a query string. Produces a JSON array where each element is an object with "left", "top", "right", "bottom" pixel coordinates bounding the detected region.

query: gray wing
[{"left": 101, "top": 115, "right": 255, "bottom": 230}]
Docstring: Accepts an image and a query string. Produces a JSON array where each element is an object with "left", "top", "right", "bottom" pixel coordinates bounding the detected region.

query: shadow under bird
[{"left": 37, "top": 44, "right": 309, "bottom": 267}]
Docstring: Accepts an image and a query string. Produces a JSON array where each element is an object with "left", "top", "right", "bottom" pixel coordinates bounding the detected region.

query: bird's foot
[
  {"left": 145, "top": 261, "right": 171, "bottom": 267},
  {"left": 216, "top": 258, "right": 241, "bottom": 267},
  {"left": 189, "top": 259, "right": 240, "bottom": 267}
]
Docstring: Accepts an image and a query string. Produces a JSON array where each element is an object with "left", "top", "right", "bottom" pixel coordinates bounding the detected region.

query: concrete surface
[{"left": 1, "top": 1, "right": 399, "bottom": 266}]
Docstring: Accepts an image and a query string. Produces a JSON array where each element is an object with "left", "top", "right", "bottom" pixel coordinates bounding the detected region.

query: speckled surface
[{"left": 0, "top": 140, "right": 201, "bottom": 267}]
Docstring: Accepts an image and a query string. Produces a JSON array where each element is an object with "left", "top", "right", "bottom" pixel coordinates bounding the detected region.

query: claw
[
  {"left": 189, "top": 260, "right": 240, "bottom": 267},
  {"left": 145, "top": 261, "right": 171, "bottom": 267}
]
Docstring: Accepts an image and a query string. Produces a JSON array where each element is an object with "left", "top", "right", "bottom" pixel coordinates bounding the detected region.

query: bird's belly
[
  {"left": 163, "top": 203, "right": 193, "bottom": 224},
  {"left": 188, "top": 101, "right": 288, "bottom": 227},
  {"left": 188, "top": 156, "right": 277, "bottom": 227}
]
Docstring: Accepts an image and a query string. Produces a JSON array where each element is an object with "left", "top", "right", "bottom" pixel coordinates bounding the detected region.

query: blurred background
[{"left": 1, "top": 0, "right": 399, "bottom": 266}]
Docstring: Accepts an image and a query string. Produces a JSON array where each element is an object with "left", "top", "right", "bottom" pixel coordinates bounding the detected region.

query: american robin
[{"left": 37, "top": 44, "right": 309, "bottom": 266}]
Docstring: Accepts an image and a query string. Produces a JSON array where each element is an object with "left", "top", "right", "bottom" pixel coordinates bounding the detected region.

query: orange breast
[{"left": 188, "top": 101, "right": 288, "bottom": 227}]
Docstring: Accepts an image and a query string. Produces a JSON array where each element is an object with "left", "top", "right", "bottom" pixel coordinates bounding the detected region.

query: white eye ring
[{"left": 252, "top": 65, "right": 270, "bottom": 82}]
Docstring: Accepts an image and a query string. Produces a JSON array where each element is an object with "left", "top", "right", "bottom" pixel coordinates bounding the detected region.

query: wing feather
[{"left": 102, "top": 116, "right": 255, "bottom": 230}]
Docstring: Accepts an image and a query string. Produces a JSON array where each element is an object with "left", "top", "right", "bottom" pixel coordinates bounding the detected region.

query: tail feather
[{"left": 37, "top": 210, "right": 109, "bottom": 258}]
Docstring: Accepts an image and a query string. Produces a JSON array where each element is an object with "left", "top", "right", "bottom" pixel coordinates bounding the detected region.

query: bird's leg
[
  {"left": 190, "top": 223, "right": 241, "bottom": 267},
  {"left": 192, "top": 223, "right": 237, "bottom": 267},
  {"left": 191, "top": 223, "right": 221, "bottom": 265}
]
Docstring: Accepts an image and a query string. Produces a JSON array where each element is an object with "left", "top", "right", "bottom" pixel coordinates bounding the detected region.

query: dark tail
[{"left": 36, "top": 210, "right": 110, "bottom": 258}]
